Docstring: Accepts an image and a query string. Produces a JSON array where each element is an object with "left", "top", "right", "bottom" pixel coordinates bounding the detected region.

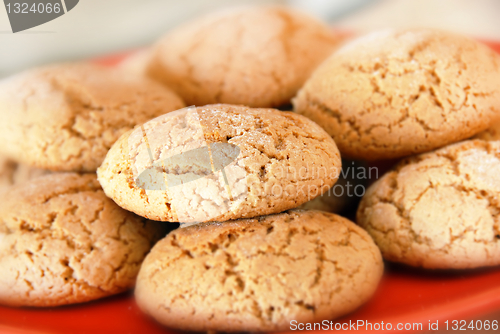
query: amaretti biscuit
[
  {"left": 97, "top": 104, "right": 341, "bottom": 223},
  {"left": 136, "top": 210, "right": 384, "bottom": 332},
  {"left": 357, "top": 140, "right": 500, "bottom": 269},
  {"left": 0, "top": 63, "right": 185, "bottom": 172},
  {"left": 0, "top": 173, "right": 167, "bottom": 307},
  {"left": 294, "top": 28, "right": 500, "bottom": 160},
  {"left": 147, "top": 6, "right": 342, "bottom": 107}
]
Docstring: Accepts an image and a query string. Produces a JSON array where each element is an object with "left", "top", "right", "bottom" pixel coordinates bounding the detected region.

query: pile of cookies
[
  {"left": 295, "top": 28, "right": 500, "bottom": 269},
  {"left": 0, "top": 4, "right": 500, "bottom": 333},
  {"left": 0, "top": 63, "right": 184, "bottom": 306}
]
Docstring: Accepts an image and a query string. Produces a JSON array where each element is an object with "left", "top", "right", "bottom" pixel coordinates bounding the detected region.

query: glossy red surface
[
  {"left": 1, "top": 265, "right": 500, "bottom": 334},
  {"left": 1, "top": 37, "right": 499, "bottom": 334}
]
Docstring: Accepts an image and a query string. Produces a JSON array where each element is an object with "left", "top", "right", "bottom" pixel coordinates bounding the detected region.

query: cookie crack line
[
  {"left": 345, "top": 31, "right": 491, "bottom": 119},
  {"left": 335, "top": 59, "right": 454, "bottom": 133},
  {"left": 304, "top": 96, "right": 404, "bottom": 149}
]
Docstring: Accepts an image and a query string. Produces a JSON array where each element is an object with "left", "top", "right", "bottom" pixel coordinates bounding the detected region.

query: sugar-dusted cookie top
[
  {"left": 357, "top": 140, "right": 500, "bottom": 269},
  {"left": 136, "top": 210, "right": 383, "bottom": 332},
  {"left": 294, "top": 28, "right": 500, "bottom": 160},
  {"left": 0, "top": 62, "right": 185, "bottom": 172},
  {"left": 147, "top": 6, "right": 343, "bottom": 107},
  {"left": 0, "top": 173, "right": 167, "bottom": 307},
  {"left": 97, "top": 104, "right": 341, "bottom": 223}
]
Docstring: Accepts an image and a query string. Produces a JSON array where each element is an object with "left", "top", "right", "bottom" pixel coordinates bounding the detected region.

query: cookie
[
  {"left": 475, "top": 120, "right": 500, "bottom": 141},
  {"left": 294, "top": 28, "right": 500, "bottom": 160},
  {"left": 135, "top": 210, "right": 383, "bottom": 332},
  {"left": 0, "top": 156, "right": 50, "bottom": 190},
  {"left": 357, "top": 140, "right": 500, "bottom": 269},
  {"left": 0, "top": 62, "right": 185, "bottom": 172},
  {"left": 146, "top": 6, "right": 342, "bottom": 107},
  {"left": 0, "top": 173, "right": 167, "bottom": 307},
  {"left": 97, "top": 104, "right": 341, "bottom": 223}
]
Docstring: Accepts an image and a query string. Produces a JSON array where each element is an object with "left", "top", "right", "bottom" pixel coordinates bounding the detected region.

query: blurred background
[{"left": 1, "top": 0, "right": 500, "bottom": 78}]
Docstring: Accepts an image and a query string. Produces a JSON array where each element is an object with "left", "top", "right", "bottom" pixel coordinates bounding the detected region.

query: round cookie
[
  {"left": 294, "top": 28, "right": 500, "bottom": 160},
  {"left": 0, "top": 62, "right": 185, "bottom": 172},
  {"left": 97, "top": 104, "right": 341, "bottom": 223},
  {"left": 475, "top": 120, "right": 500, "bottom": 141},
  {"left": 357, "top": 140, "right": 500, "bottom": 269},
  {"left": 0, "top": 173, "right": 167, "bottom": 307},
  {"left": 136, "top": 210, "right": 384, "bottom": 332},
  {"left": 147, "top": 6, "right": 343, "bottom": 107}
]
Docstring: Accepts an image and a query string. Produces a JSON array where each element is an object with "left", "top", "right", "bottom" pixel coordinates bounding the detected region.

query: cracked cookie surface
[
  {"left": 147, "top": 6, "right": 342, "bottom": 107},
  {"left": 0, "top": 173, "right": 167, "bottom": 307},
  {"left": 357, "top": 140, "right": 500, "bottom": 269},
  {"left": 0, "top": 62, "right": 185, "bottom": 172},
  {"left": 97, "top": 104, "right": 341, "bottom": 223},
  {"left": 135, "top": 210, "right": 383, "bottom": 332},
  {"left": 294, "top": 28, "right": 500, "bottom": 160}
]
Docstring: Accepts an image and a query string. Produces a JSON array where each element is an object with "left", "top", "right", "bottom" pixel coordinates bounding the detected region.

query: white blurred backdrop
[{"left": 1, "top": 0, "right": 499, "bottom": 77}]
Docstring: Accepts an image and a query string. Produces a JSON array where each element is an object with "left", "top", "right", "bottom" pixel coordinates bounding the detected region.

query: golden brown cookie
[
  {"left": 357, "top": 140, "right": 500, "bottom": 269},
  {"left": 147, "top": 6, "right": 342, "bottom": 107},
  {"left": 294, "top": 28, "right": 500, "bottom": 160},
  {"left": 475, "top": 120, "right": 500, "bottom": 141},
  {"left": 0, "top": 173, "right": 167, "bottom": 307},
  {"left": 97, "top": 104, "right": 341, "bottom": 223},
  {"left": 0, "top": 62, "right": 185, "bottom": 172},
  {"left": 136, "top": 210, "right": 383, "bottom": 332}
]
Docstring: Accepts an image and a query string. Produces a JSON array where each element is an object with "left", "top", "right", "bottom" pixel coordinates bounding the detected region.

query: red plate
[
  {"left": 1, "top": 37, "right": 500, "bottom": 334},
  {"left": 1, "top": 265, "right": 500, "bottom": 334}
]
